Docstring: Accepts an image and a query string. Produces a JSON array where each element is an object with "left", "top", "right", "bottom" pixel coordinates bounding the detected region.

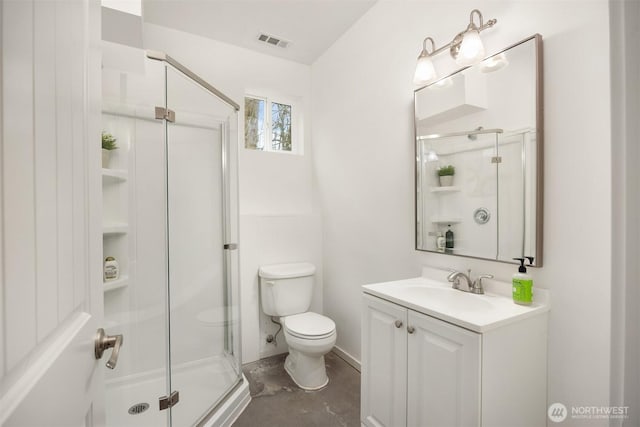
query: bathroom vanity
[{"left": 360, "top": 268, "right": 549, "bottom": 427}]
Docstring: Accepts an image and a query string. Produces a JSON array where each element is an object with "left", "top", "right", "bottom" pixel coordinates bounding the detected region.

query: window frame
[{"left": 244, "top": 93, "right": 301, "bottom": 155}]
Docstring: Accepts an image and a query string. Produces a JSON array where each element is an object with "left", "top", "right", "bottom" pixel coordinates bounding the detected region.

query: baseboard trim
[{"left": 332, "top": 345, "right": 361, "bottom": 372}]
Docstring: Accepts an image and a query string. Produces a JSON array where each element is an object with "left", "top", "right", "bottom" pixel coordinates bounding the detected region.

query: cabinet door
[
  {"left": 362, "top": 294, "right": 408, "bottom": 427},
  {"left": 407, "top": 311, "right": 481, "bottom": 427}
]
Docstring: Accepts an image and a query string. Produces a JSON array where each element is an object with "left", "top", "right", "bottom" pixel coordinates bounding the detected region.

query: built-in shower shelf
[
  {"left": 103, "top": 223, "right": 128, "bottom": 235},
  {"left": 104, "top": 276, "right": 129, "bottom": 292},
  {"left": 102, "top": 168, "right": 128, "bottom": 182},
  {"left": 430, "top": 217, "right": 462, "bottom": 224},
  {"left": 430, "top": 186, "right": 461, "bottom": 193}
]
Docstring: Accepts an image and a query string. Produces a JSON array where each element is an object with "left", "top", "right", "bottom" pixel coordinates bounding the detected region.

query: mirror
[{"left": 414, "top": 34, "right": 543, "bottom": 266}]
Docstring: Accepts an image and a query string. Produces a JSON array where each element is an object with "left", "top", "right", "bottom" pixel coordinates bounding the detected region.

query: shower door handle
[{"left": 95, "top": 328, "right": 123, "bottom": 369}]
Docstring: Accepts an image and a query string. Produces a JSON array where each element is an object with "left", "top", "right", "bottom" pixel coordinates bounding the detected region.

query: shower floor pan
[{"left": 106, "top": 355, "right": 239, "bottom": 427}]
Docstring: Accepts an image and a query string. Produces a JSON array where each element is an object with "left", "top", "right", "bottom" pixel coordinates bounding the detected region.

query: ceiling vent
[{"left": 257, "top": 33, "right": 290, "bottom": 49}]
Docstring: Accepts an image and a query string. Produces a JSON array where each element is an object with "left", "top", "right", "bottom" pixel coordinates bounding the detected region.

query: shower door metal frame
[{"left": 146, "top": 50, "right": 240, "bottom": 112}]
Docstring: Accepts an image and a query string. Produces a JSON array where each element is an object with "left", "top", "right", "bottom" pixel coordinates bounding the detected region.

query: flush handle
[
  {"left": 394, "top": 320, "right": 403, "bottom": 328},
  {"left": 95, "top": 328, "right": 123, "bottom": 369}
]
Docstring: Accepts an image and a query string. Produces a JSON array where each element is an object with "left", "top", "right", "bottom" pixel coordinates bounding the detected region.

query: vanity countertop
[{"left": 362, "top": 267, "right": 550, "bottom": 333}]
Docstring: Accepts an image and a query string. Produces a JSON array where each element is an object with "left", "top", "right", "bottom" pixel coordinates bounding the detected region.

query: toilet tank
[{"left": 258, "top": 263, "right": 316, "bottom": 317}]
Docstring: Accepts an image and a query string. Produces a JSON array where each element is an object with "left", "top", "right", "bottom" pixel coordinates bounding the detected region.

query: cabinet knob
[
  {"left": 407, "top": 326, "right": 416, "bottom": 334},
  {"left": 394, "top": 320, "right": 403, "bottom": 328}
]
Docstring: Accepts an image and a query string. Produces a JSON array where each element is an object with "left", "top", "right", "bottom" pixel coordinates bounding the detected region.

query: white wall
[
  {"left": 312, "top": 0, "right": 612, "bottom": 423},
  {"left": 143, "top": 24, "right": 319, "bottom": 364},
  {"left": 610, "top": 0, "right": 640, "bottom": 425}
]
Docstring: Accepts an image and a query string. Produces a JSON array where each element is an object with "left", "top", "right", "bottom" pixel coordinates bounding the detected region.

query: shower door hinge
[
  {"left": 155, "top": 106, "right": 176, "bottom": 123},
  {"left": 159, "top": 390, "right": 179, "bottom": 411},
  {"left": 491, "top": 156, "right": 502, "bottom": 163}
]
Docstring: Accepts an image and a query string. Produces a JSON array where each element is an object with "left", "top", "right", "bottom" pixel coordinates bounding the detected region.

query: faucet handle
[{"left": 472, "top": 274, "right": 494, "bottom": 293}]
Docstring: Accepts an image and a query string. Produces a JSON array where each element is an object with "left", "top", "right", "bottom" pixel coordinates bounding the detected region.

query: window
[{"left": 244, "top": 95, "right": 298, "bottom": 153}]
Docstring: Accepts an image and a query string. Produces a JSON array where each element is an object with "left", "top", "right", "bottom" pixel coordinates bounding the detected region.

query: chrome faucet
[
  {"left": 447, "top": 270, "right": 473, "bottom": 291},
  {"left": 447, "top": 269, "right": 494, "bottom": 294}
]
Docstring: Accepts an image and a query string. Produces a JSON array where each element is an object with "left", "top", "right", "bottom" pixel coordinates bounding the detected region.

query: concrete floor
[{"left": 233, "top": 352, "right": 361, "bottom": 427}]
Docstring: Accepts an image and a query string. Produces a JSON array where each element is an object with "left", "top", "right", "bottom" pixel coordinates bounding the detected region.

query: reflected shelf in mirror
[
  {"left": 430, "top": 186, "right": 461, "bottom": 193},
  {"left": 430, "top": 218, "right": 462, "bottom": 224}
]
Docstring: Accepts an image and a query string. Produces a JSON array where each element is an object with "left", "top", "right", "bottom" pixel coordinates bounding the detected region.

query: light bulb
[
  {"left": 426, "top": 150, "right": 439, "bottom": 162},
  {"left": 413, "top": 53, "right": 437, "bottom": 85},
  {"left": 432, "top": 77, "right": 453, "bottom": 89},
  {"left": 479, "top": 53, "right": 508, "bottom": 73},
  {"left": 456, "top": 28, "right": 485, "bottom": 67}
]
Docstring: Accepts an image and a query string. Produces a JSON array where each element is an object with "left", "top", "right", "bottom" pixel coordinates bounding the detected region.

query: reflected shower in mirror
[{"left": 414, "top": 34, "right": 543, "bottom": 266}]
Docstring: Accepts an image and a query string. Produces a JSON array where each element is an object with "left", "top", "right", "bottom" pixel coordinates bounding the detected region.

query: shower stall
[{"left": 101, "top": 49, "right": 246, "bottom": 426}]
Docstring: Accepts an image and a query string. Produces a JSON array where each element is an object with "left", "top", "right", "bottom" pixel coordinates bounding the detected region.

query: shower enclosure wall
[{"left": 101, "top": 50, "right": 243, "bottom": 426}]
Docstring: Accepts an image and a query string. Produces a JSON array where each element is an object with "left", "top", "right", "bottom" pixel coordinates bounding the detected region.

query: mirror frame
[{"left": 413, "top": 34, "right": 544, "bottom": 266}]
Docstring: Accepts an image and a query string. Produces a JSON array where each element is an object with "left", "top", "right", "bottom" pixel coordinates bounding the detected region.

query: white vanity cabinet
[{"left": 361, "top": 291, "right": 548, "bottom": 427}]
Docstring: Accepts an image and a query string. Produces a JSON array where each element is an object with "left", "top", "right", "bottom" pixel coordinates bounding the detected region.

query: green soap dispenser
[{"left": 512, "top": 257, "right": 534, "bottom": 305}]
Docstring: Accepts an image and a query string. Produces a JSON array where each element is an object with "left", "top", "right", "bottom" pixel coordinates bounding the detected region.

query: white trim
[{"left": 332, "top": 346, "right": 361, "bottom": 372}]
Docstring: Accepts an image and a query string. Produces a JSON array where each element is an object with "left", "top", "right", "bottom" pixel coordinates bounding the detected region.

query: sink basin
[
  {"left": 362, "top": 271, "right": 550, "bottom": 332},
  {"left": 401, "top": 285, "right": 493, "bottom": 312}
]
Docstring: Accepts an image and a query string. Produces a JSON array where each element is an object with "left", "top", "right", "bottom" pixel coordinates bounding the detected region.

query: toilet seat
[{"left": 283, "top": 312, "right": 336, "bottom": 340}]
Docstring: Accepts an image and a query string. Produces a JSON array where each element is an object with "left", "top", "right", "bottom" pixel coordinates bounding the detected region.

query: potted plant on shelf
[
  {"left": 101, "top": 132, "right": 118, "bottom": 168},
  {"left": 437, "top": 165, "right": 455, "bottom": 186}
]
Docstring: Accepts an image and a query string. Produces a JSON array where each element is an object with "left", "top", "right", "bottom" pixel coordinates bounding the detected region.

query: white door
[
  {"left": 407, "top": 310, "right": 481, "bottom": 427},
  {"left": 361, "top": 294, "right": 408, "bottom": 427},
  {"left": 0, "top": 0, "right": 105, "bottom": 426}
]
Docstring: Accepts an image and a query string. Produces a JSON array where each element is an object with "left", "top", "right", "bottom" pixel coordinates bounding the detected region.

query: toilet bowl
[
  {"left": 282, "top": 312, "right": 337, "bottom": 390},
  {"left": 258, "top": 263, "right": 337, "bottom": 390}
]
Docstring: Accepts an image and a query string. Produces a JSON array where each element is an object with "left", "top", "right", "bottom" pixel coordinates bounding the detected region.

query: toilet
[{"left": 258, "top": 262, "right": 337, "bottom": 390}]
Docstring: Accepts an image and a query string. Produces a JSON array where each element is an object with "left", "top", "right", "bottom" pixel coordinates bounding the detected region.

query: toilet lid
[{"left": 284, "top": 312, "right": 335, "bottom": 338}]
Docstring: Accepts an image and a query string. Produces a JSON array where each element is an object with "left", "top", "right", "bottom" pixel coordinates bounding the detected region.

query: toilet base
[{"left": 284, "top": 350, "right": 329, "bottom": 391}]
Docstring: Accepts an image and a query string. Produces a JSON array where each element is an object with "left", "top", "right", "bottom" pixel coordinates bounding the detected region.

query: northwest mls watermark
[{"left": 548, "top": 402, "right": 629, "bottom": 423}]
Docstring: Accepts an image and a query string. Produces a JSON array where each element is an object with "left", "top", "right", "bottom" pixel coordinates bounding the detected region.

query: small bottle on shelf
[
  {"left": 436, "top": 232, "right": 446, "bottom": 252},
  {"left": 104, "top": 256, "right": 119, "bottom": 282},
  {"left": 445, "top": 225, "right": 454, "bottom": 251}
]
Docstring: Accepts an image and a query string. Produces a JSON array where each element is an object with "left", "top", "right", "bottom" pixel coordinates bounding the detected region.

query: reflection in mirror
[{"left": 414, "top": 34, "right": 542, "bottom": 266}]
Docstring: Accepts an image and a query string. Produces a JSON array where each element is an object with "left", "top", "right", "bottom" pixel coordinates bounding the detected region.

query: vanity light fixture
[
  {"left": 413, "top": 9, "right": 497, "bottom": 85},
  {"left": 479, "top": 52, "right": 509, "bottom": 73},
  {"left": 413, "top": 37, "right": 438, "bottom": 85}
]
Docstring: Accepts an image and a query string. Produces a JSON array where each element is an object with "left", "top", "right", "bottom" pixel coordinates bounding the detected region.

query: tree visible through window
[
  {"left": 244, "top": 95, "right": 295, "bottom": 153},
  {"left": 271, "top": 102, "right": 292, "bottom": 151},
  {"left": 244, "top": 97, "right": 265, "bottom": 150}
]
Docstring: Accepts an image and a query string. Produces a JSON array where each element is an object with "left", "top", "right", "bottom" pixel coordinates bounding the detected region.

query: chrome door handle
[
  {"left": 95, "top": 328, "right": 123, "bottom": 369},
  {"left": 395, "top": 320, "right": 403, "bottom": 328},
  {"left": 407, "top": 326, "right": 416, "bottom": 334}
]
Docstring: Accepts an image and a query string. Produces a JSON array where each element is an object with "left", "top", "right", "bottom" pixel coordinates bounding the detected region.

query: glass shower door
[
  {"left": 164, "top": 66, "right": 242, "bottom": 427},
  {"left": 102, "top": 56, "right": 172, "bottom": 427}
]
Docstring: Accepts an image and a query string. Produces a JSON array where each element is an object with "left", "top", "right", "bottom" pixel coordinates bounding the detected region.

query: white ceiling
[{"left": 141, "top": 0, "right": 376, "bottom": 65}]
